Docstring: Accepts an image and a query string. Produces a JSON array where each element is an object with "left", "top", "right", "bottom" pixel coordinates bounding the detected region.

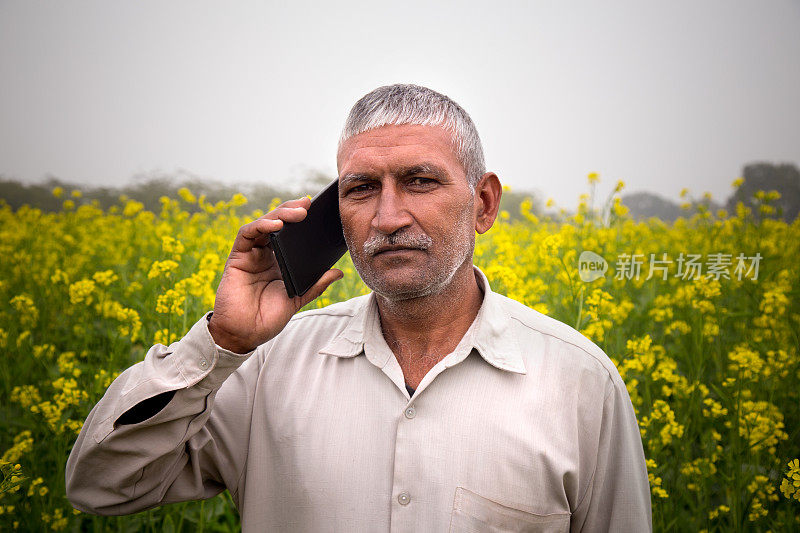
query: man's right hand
[{"left": 207, "top": 197, "right": 343, "bottom": 354}]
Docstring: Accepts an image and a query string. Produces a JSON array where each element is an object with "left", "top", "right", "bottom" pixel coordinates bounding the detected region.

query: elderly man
[{"left": 66, "top": 84, "right": 651, "bottom": 531}]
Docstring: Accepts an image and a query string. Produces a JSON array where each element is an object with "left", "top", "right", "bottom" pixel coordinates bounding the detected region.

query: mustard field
[{"left": 1, "top": 180, "right": 799, "bottom": 531}]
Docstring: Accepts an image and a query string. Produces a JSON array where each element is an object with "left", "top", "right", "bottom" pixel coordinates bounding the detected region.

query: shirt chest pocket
[{"left": 449, "top": 487, "right": 570, "bottom": 533}]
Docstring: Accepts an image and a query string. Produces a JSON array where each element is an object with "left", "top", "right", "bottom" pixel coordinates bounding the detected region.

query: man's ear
[{"left": 473, "top": 172, "right": 502, "bottom": 234}]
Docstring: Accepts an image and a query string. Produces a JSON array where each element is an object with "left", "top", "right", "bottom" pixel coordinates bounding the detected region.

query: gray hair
[{"left": 338, "top": 84, "right": 486, "bottom": 189}]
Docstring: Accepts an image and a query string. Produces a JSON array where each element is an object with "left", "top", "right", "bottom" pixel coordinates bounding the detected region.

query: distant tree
[
  {"left": 498, "top": 189, "right": 542, "bottom": 222},
  {"left": 620, "top": 192, "right": 682, "bottom": 222},
  {"left": 0, "top": 176, "right": 64, "bottom": 211},
  {"left": 726, "top": 163, "right": 800, "bottom": 222},
  {"left": 300, "top": 169, "right": 336, "bottom": 192},
  {"left": 0, "top": 173, "right": 294, "bottom": 215}
]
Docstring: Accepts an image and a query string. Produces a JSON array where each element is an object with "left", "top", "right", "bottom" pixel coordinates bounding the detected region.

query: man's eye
[
  {"left": 347, "top": 184, "right": 375, "bottom": 195},
  {"left": 409, "top": 177, "right": 436, "bottom": 187}
]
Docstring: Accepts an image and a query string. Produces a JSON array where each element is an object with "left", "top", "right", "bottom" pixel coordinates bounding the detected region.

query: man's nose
[{"left": 371, "top": 186, "right": 413, "bottom": 235}]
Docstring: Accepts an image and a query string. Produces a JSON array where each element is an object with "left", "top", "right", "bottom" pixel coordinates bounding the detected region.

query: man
[{"left": 67, "top": 84, "right": 651, "bottom": 531}]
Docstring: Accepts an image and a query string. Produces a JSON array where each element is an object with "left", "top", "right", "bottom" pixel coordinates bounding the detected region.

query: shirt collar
[{"left": 319, "top": 266, "right": 526, "bottom": 374}]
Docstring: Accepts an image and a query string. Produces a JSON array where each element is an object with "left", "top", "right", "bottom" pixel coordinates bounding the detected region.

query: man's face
[{"left": 337, "top": 124, "right": 476, "bottom": 301}]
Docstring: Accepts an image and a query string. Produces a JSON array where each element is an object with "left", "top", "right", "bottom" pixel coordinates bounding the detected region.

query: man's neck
[{"left": 375, "top": 263, "right": 484, "bottom": 389}]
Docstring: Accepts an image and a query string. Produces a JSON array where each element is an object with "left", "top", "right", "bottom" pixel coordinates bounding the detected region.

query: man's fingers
[
  {"left": 262, "top": 205, "right": 309, "bottom": 224},
  {"left": 270, "top": 196, "right": 311, "bottom": 212},
  {"left": 258, "top": 197, "right": 311, "bottom": 221},
  {"left": 229, "top": 197, "right": 312, "bottom": 254},
  {"left": 232, "top": 218, "right": 283, "bottom": 253},
  {"left": 296, "top": 269, "right": 343, "bottom": 309},
  {"left": 232, "top": 206, "right": 310, "bottom": 254}
]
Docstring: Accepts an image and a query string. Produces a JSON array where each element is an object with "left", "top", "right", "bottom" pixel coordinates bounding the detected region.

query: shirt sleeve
[
  {"left": 65, "top": 311, "right": 260, "bottom": 515},
  {"left": 570, "top": 375, "right": 653, "bottom": 532}
]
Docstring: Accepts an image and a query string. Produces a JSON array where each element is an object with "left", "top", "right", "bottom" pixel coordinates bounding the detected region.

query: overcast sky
[{"left": 1, "top": 0, "right": 798, "bottom": 207}]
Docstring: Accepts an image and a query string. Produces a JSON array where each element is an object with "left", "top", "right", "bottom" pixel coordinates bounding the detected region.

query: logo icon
[{"left": 578, "top": 251, "right": 608, "bottom": 282}]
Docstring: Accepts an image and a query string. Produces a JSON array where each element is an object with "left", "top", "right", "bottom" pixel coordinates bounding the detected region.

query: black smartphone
[{"left": 269, "top": 179, "right": 347, "bottom": 298}]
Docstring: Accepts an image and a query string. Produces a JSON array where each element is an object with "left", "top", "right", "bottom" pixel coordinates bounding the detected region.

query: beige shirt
[{"left": 66, "top": 267, "right": 651, "bottom": 532}]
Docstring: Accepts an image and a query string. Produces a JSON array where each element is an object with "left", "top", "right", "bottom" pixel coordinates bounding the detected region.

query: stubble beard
[{"left": 344, "top": 201, "right": 475, "bottom": 302}]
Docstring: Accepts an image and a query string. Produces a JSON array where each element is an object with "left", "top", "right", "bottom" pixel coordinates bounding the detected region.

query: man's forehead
[
  {"left": 337, "top": 124, "right": 460, "bottom": 173},
  {"left": 344, "top": 123, "right": 452, "bottom": 143},
  {"left": 340, "top": 163, "right": 449, "bottom": 184}
]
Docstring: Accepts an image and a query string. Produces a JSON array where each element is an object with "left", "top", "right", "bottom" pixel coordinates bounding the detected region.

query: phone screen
[{"left": 269, "top": 179, "right": 347, "bottom": 298}]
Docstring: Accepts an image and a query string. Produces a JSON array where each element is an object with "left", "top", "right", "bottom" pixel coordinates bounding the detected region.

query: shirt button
[
  {"left": 397, "top": 492, "right": 411, "bottom": 505},
  {"left": 404, "top": 406, "right": 416, "bottom": 419},
  {"left": 199, "top": 358, "right": 208, "bottom": 369}
]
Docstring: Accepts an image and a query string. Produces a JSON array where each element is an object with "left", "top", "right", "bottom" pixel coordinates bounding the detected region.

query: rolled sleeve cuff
[{"left": 174, "top": 311, "right": 255, "bottom": 391}]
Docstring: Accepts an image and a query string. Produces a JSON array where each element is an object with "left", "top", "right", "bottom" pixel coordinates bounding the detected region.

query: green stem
[{"left": 574, "top": 285, "right": 585, "bottom": 330}]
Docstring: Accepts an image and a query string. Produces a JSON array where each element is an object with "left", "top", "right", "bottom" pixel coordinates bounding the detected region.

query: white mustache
[{"left": 363, "top": 231, "right": 434, "bottom": 256}]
